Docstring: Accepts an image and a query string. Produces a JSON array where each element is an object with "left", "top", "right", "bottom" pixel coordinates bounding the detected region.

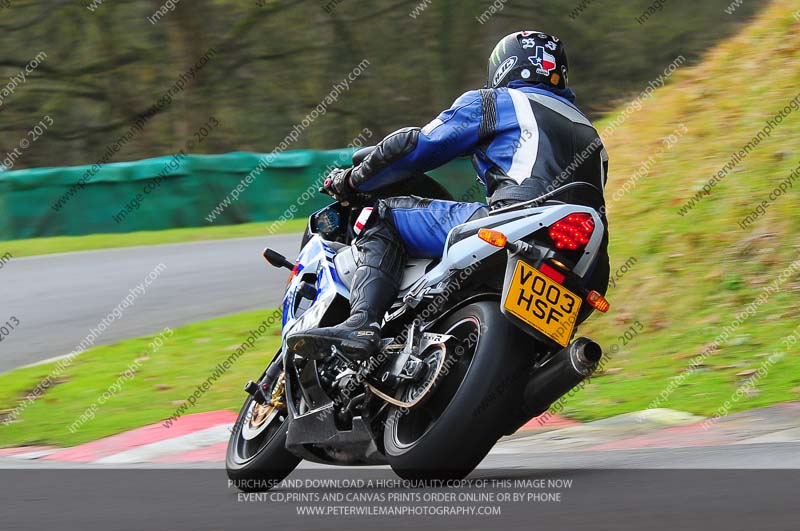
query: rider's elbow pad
[{"left": 351, "top": 127, "right": 420, "bottom": 190}]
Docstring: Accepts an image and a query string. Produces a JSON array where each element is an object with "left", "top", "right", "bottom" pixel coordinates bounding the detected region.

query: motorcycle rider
[{"left": 287, "top": 31, "right": 610, "bottom": 362}]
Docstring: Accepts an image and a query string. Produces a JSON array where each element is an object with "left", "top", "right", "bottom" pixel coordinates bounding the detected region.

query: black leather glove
[{"left": 321, "top": 168, "right": 356, "bottom": 205}]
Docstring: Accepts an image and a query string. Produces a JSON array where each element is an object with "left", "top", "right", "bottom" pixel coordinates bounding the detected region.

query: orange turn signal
[
  {"left": 586, "top": 290, "right": 610, "bottom": 313},
  {"left": 478, "top": 228, "right": 508, "bottom": 248}
]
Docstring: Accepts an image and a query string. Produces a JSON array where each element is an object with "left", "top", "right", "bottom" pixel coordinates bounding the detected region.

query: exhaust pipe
[{"left": 523, "top": 337, "right": 602, "bottom": 417}]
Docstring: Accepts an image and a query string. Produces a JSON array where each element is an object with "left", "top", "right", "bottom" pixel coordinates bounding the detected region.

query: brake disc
[{"left": 241, "top": 373, "right": 285, "bottom": 440}]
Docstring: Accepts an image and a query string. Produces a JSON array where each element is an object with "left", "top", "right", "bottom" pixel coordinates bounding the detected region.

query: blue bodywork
[{"left": 281, "top": 235, "right": 349, "bottom": 332}]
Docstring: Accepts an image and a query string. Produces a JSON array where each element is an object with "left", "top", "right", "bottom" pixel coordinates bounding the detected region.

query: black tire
[
  {"left": 226, "top": 360, "right": 301, "bottom": 491},
  {"left": 383, "top": 301, "right": 534, "bottom": 480}
]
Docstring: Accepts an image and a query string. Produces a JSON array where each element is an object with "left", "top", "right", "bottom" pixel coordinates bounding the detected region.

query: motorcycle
[{"left": 226, "top": 148, "right": 610, "bottom": 488}]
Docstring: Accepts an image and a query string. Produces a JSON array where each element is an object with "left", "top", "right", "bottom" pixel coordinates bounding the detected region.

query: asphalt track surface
[
  {"left": 4, "top": 443, "right": 799, "bottom": 530},
  {"left": 0, "top": 234, "right": 298, "bottom": 374}
]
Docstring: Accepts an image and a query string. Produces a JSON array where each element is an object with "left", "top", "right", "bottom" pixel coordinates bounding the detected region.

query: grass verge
[
  {"left": 1, "top": 303, "right": 798, "bottom": 448},
  {"left": 2, "top": 219, "right": 307, "bottom": 258},
  {"left": 0, "top": 309, "right": 281, "bottom": 448},
  {"left": 561, "top": 0, "right": 800, "bottom": 421}
]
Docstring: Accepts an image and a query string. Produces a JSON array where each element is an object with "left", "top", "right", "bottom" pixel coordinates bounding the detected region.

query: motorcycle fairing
[{"left": 282, "top": 203, "right": 605, "bottom": 343}]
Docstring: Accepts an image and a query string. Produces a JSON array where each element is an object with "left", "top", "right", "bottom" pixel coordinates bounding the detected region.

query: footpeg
[{"left": 330, "top": 345, "right": 361, "bottom": 370}]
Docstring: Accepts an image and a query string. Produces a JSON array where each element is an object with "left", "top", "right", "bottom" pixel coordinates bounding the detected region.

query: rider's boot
[{"left": 286, "top": 217, "right": 405, "bottom": 362}]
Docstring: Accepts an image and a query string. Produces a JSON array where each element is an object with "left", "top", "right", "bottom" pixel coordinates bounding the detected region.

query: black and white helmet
[{"left": 487, "top": 31, "right": 569, "bottom": 89}]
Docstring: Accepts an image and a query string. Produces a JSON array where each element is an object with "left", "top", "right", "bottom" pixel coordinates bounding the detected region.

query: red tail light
[
  {"left": 548, "top": 213, "right": 595, "bottom": 251},
  {"left": 539, "top": 262, "right": 566, "bottom": 284}
]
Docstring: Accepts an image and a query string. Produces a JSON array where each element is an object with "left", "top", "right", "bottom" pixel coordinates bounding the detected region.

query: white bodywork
[{"left": 284, "top": 203, "right": 605, "bottom": 343}]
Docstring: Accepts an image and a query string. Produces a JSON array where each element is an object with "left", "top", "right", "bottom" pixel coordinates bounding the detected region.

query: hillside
[
  {"left": 0, "top": 0, "right": 765, "bottom": 170},
  {"left": 569, "top": 0, "right": 800, "bottom": 420}
]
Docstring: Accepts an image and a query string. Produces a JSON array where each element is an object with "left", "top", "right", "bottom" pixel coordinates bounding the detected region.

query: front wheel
[
  {"left": 383, "top": 301, "right": 533, "bottom": 480},
  {"left": 226, "top": 356, "right": 300, "bottom": 491}
]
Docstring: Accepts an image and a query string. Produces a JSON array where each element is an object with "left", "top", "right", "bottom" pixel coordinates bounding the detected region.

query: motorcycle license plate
[{"left": 503, "top": 260, "right": 582, "bottom": 347}]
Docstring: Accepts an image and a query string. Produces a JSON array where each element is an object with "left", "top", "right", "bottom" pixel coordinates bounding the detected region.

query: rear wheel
[
  {"left": 383, "top": 301, "right": 533, "bottom": 480},
  {"left": 226, "top": 356, "right": 300, "bottom": 491}
]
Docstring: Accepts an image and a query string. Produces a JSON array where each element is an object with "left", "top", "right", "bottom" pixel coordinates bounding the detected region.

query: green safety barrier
[{"left": 0, "top": 150, "right": 479, "bottom": 240}]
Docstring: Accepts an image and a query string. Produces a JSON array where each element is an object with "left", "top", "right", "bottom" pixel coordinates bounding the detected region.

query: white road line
[
  {"left": 733, "top": 427, "right": 800, "bottom": 445},
  {"left": 13, "top": 236, "right": 277, "bottom": 262}
]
